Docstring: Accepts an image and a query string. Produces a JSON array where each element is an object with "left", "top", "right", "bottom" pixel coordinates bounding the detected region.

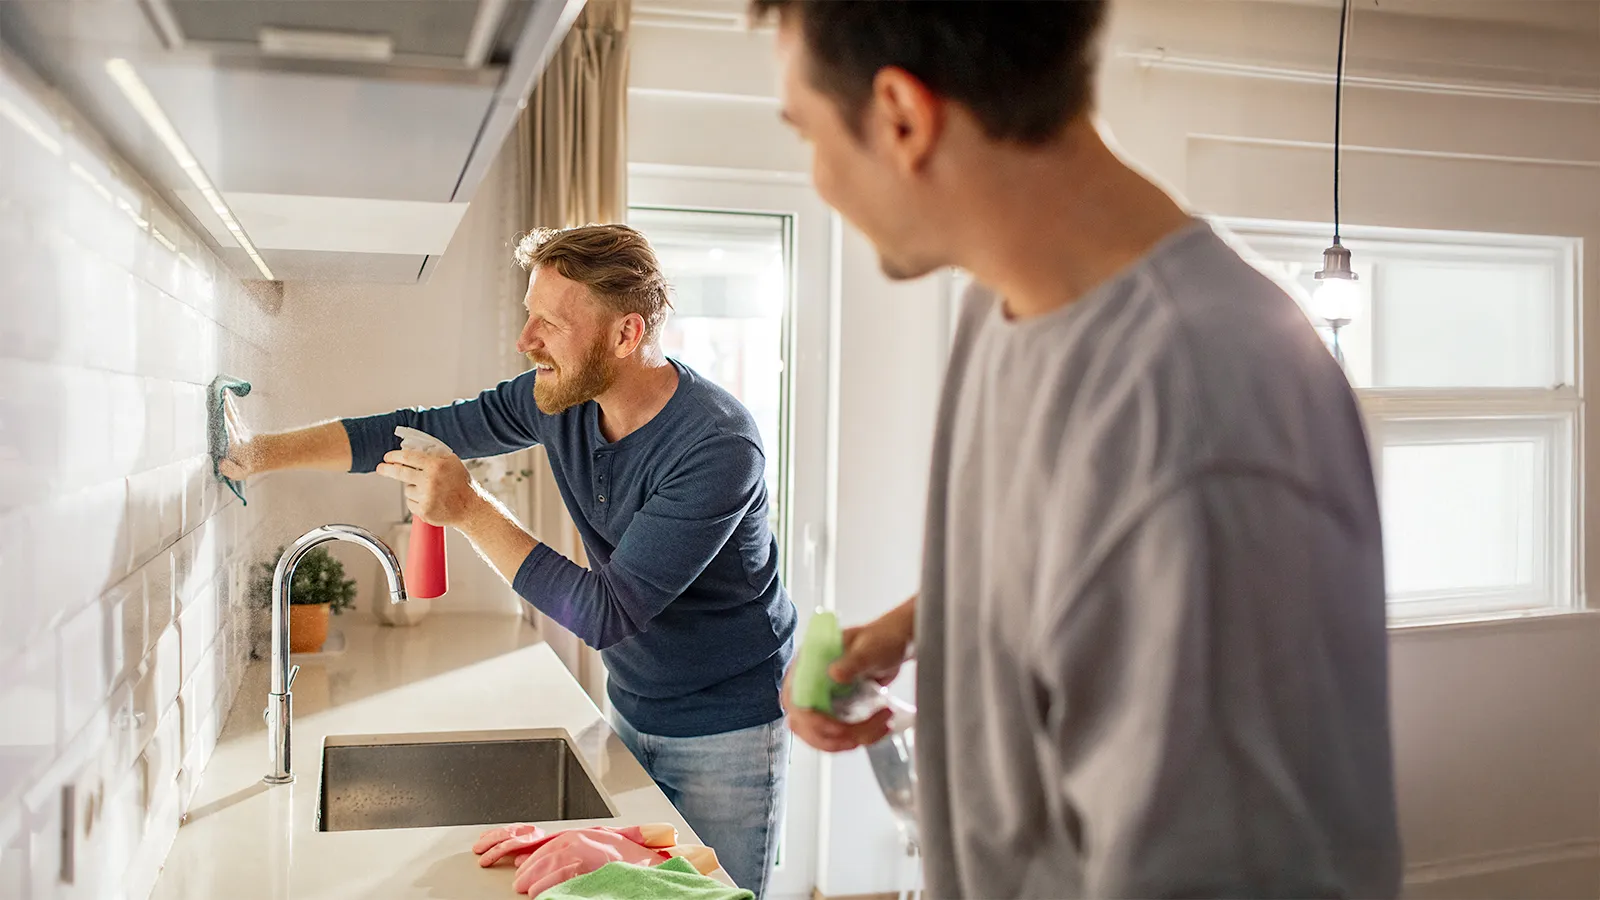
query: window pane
[
  {"left": 1225, "top": 223, "right": 1573, "bottom": 391},
  {"left": 1380, "top": 438, "right": 1542, "bottom": 599},
  {"left": 627, "top": 207, "right": 789, "bottom": 534},
  {"left": 1376, "top": 261, "right": 1557, "bottom": 388}
]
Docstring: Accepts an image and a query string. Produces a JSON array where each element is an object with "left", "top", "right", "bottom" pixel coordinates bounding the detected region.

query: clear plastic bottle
[{"left": 833, "top": 681, "right": 920, "bottom": 854}]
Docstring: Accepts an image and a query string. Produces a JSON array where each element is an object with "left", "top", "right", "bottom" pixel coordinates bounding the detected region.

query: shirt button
[{"left": 597, "top": 494, "right": 606, "bottom": 503}]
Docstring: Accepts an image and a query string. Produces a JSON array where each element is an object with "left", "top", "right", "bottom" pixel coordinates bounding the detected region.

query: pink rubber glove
[
  {"left": 512, "top": 828, "right": 672, "bottom": 896},
  {"left": 474, "top": 823, "right": 678, "bottom": 870},
  {"left": 474, "top": 824, "right": 548, "bottom": 868}
]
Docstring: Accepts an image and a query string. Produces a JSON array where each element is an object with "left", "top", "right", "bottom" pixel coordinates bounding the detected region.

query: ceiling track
[
  {"left": 464, "top": 0, "right": 514, "bottom": 68},
  {"left": 168, "top": 43, "right": 506, "bottom": 87},
  {"left": 1119, "top": 47, "right": 1600, "bottom": 106},
  {"left": 138, "top": 0, "right": 186, "bottom": 50}
]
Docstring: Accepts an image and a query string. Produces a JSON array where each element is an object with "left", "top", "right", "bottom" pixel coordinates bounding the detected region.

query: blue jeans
[{"left": 609, "top": 710, "right": 789, "bottom": 900}]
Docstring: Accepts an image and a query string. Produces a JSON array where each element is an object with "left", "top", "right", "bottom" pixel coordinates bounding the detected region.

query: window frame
[
  {"left": 1218, "top": 217, "right": 1585, "bottom": 625},
  {"left": 627, "top": 204, "right": 797, "bottom": 543}
]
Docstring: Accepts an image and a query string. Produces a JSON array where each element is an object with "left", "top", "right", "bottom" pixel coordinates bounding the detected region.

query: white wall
[
  {"left": 633, "top": 2, "right": 1600, "bottom": 898},
  {"left": 0, "top": 50, "right": 281, "bottom": 900}
]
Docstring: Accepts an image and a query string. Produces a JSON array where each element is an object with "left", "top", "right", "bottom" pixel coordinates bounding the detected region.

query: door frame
[{"left": 629, "top": 164, "right": 838, "bottom": 900}]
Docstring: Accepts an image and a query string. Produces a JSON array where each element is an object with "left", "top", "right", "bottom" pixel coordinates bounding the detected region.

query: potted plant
[{"left": 250, "top": 545, "right": 357, "bottom": 653}]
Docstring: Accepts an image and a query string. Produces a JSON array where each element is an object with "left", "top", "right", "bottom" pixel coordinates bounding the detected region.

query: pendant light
[{"left": 1312, "top": 0, "right": 1358, "bottom": 367}]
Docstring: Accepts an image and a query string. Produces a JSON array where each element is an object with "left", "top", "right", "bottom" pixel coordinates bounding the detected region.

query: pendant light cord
[{"left": 1333, "top": 0, "right": 1352, "bottom": 244}]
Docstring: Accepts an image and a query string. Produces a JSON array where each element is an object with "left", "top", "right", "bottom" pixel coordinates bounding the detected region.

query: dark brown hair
[
  {"left": 751, "top": 0, "right": 1109, "bottom": 145},
  {"left": 514, "top": 224, "right": 674, "bottom": 343}
]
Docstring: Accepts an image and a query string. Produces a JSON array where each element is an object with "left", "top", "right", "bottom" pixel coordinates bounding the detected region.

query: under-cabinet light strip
[{"left": 105, "top": 58, "right": 276, "bottom": 280}]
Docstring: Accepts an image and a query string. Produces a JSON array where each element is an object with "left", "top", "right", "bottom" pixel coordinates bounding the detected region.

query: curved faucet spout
[{"left": 265, "top": 524, "right": 406, "bottom": 785}]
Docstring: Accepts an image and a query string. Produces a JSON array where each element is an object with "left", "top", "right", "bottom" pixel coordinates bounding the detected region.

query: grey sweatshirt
[{"left": 915, "top": 221, "right": 1402, "bottom": 898}]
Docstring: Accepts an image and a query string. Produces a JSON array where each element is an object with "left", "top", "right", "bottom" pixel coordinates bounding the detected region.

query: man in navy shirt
[{"left": 225, "top": 224, "right": 795, "bottom": 898}]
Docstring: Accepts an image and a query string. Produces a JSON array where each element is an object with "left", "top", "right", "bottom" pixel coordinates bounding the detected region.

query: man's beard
[{"left": 532, "top": 337, "right": 616, "bottom": 414}]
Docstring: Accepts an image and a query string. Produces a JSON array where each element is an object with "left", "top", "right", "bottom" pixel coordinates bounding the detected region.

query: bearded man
[{"left": 225, "top": 224, "right": 795, "bottom": 899}]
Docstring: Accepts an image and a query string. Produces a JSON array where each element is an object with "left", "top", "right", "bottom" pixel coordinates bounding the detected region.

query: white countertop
[{"left": 150, "top": 614, "right": 705, "bottom": 899}]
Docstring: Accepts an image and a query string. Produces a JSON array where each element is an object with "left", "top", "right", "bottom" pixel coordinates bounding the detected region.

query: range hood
[{"left": 0, "top": 0, "right": 585, "bottom": 283}]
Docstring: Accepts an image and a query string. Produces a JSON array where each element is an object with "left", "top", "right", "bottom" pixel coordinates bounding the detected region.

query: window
[
  {"left": 1226, "top": 219, "right": 1582, "bottom": 623},
  {"left": 627, "top": 207, "right": 792, "bottom": 538}
]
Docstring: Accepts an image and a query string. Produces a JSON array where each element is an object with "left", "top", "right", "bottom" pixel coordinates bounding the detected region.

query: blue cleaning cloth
[{"left": 207, "top": 375, "right": 251, "bottom": 506}]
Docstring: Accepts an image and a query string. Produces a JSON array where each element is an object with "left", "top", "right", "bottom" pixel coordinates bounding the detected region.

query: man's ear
[
  {"left": 870, "top": 66, "right": 945, "bottom": 175},
  {"left": 615, "top": 313, "right": 647, "bottom": 357}
]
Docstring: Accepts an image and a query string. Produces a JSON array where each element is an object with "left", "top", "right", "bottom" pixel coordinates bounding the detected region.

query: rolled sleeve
[{"left": 342, "top": 369, "right": 544, "bottom": 473}]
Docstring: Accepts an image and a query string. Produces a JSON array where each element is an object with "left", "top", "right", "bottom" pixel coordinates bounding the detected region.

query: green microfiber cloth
[
  {"left": 533, "top": 857, "right": 753, "bottom": 900},
  {"left": 791, "top": 609, "right": 851, "bottom": 713},
  {"left": 207, "top": 375, "right": 251, "bottom": 506}
]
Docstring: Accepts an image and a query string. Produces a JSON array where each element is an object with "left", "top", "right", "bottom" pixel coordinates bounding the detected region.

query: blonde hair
[{"left": 514, "top": 224, "right": 674, "bottom": 343}]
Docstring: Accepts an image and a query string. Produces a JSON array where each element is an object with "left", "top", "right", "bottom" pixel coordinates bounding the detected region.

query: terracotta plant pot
[{"left": 289, "top": 603, "right": 331, "bottom": 654}]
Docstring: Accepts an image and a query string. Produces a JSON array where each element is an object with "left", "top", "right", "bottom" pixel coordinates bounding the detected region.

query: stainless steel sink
[{"left": 317, "top": 729, "right": 616, "bottom": 832}]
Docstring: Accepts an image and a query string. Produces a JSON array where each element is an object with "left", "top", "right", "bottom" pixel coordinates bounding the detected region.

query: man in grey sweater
[{"left": 756, "top": 1, "right": 1402, "bottom": 897}]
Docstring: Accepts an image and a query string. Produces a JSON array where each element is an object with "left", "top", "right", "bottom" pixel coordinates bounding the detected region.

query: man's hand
[
  {"left": 217, "top": 421, "right": 355, "bottom": 479},
  {"left": 784, "top": 598, "right": 917, "bottom": 753},
  {"left": 217, "top": 441, "right": 256, "bottom": 481},
  {"left": 376, "top": 448, "right": 484, "bottom": 527}
]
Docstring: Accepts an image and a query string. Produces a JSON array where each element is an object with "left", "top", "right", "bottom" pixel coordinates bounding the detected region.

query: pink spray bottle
[{"left": 394, "top": 426, "right": 451, "bottom": 599}]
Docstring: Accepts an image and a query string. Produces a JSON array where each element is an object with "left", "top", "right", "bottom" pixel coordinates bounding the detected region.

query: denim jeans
[{"left": 609, "top": 709, "right": 789, "bottom": 900}]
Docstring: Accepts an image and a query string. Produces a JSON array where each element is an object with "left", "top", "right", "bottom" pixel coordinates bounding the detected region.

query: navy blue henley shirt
[{"left": 343, "top": 360, "right": 795, "bottom": 737}]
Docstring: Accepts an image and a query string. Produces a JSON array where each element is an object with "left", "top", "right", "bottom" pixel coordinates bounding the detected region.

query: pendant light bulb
[{"left": 1312, "top": 242, "right": 1359, "bottom": 326}]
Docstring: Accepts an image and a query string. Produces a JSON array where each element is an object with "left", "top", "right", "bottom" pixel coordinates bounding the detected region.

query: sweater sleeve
[
  {"left": 341, "top": 369, "right": 543, "bottom": 473},
  {"left": 511, "top": 433, "right": 763, "bottom": 649}
]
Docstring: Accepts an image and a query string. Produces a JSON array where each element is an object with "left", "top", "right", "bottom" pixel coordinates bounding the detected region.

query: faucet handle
[{"left": 288, "top": 665, "right": 300, "bottom": 690}]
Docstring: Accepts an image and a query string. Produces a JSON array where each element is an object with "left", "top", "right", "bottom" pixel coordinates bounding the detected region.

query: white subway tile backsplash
[
  {"left": 141, "top": 560, "right": 175, "bottom": 661},
  {"left": 138, "top": 205, "right": 185, "bottom": 305},
  {"left": 173, "top": 383, "right": 206, "bottom": 461},
  {"left": 139, "top": 705, "right": 182, "bottom": 818},
  {"left": 145, "top": 626, "right": 181, "bottom": 732},
  {"left": 137, "top": 376, "right": 175, "bottom": 474},
  {"left": 124, "top": 772, "right": 179, "bottom": 900},
  {"left": 0, "top": 510, "right": 45, "bottom": 662},
  {"left": 90, "top": 758, "right": 146, "bottom": 898},
  {"left": 5, "top": 45, "right": 275, "bottom": 900},
  {"left": 0, "top": 811, "right": 25, "bottom": 900},
  {"left": 123, "top": 468, "right": 166, "bottom": 574},
  {"left": 106, "top": 371, "right": 148, "bottom": 481},
  {"left": 0, "top": 358, "right": 64, "bottom": 511},
  {"left": 21, "top": 762, "right": 66, "bottom": 900},
  {"left": 177, "top": 582, "right": 218, "bottom": 685},
  {"left": 17, "top": 481, "right": 132, "bottom": 642},
  {"left": 58, "top": 367, "right": 115, "bottom": 492},
  {"left": 170, "top": 532, "right": 195, "bottom": 608},
  {"left": 0, "top": 639, "right": 59, "bottom": 810},
  {"left": 0, "top": 224, "right": 66, "bottom": 366},
  {"left": 104, "top": 576, "right": 143, "bottom": 691},
  {"left": 179, "top": 461, "right": 205, "bottom": 545},
  {"left": 122, "top": 665, "right": 160, "bottom": 774},
  {"left": 22, "top": 688, "right": 121, "bottom": 900},
  {"left": 57, "top": 599, "right": 109, "bottom": 746},
  {"left": 62, "top": 143, "right": 140, "bottom": 280},
  {"left": 56, "top": 248, "right": 139, "bottom": 376}
]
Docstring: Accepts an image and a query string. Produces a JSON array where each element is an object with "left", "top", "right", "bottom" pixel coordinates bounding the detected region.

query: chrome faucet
[{"left": 264, "top": 525, "right": 406, "bottom": 785}]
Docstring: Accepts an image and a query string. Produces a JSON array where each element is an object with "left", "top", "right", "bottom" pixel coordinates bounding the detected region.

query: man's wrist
[{"left": 457, "top": 484, "right": 500, "bottom": 533}]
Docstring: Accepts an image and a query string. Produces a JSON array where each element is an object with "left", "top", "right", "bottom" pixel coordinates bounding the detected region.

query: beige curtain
[
  {"left": 515, "top": 0, "right": 631, "bottom": 228},
  {"left": 504, "top": 0, "right": 632, "bottom": 706}
]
